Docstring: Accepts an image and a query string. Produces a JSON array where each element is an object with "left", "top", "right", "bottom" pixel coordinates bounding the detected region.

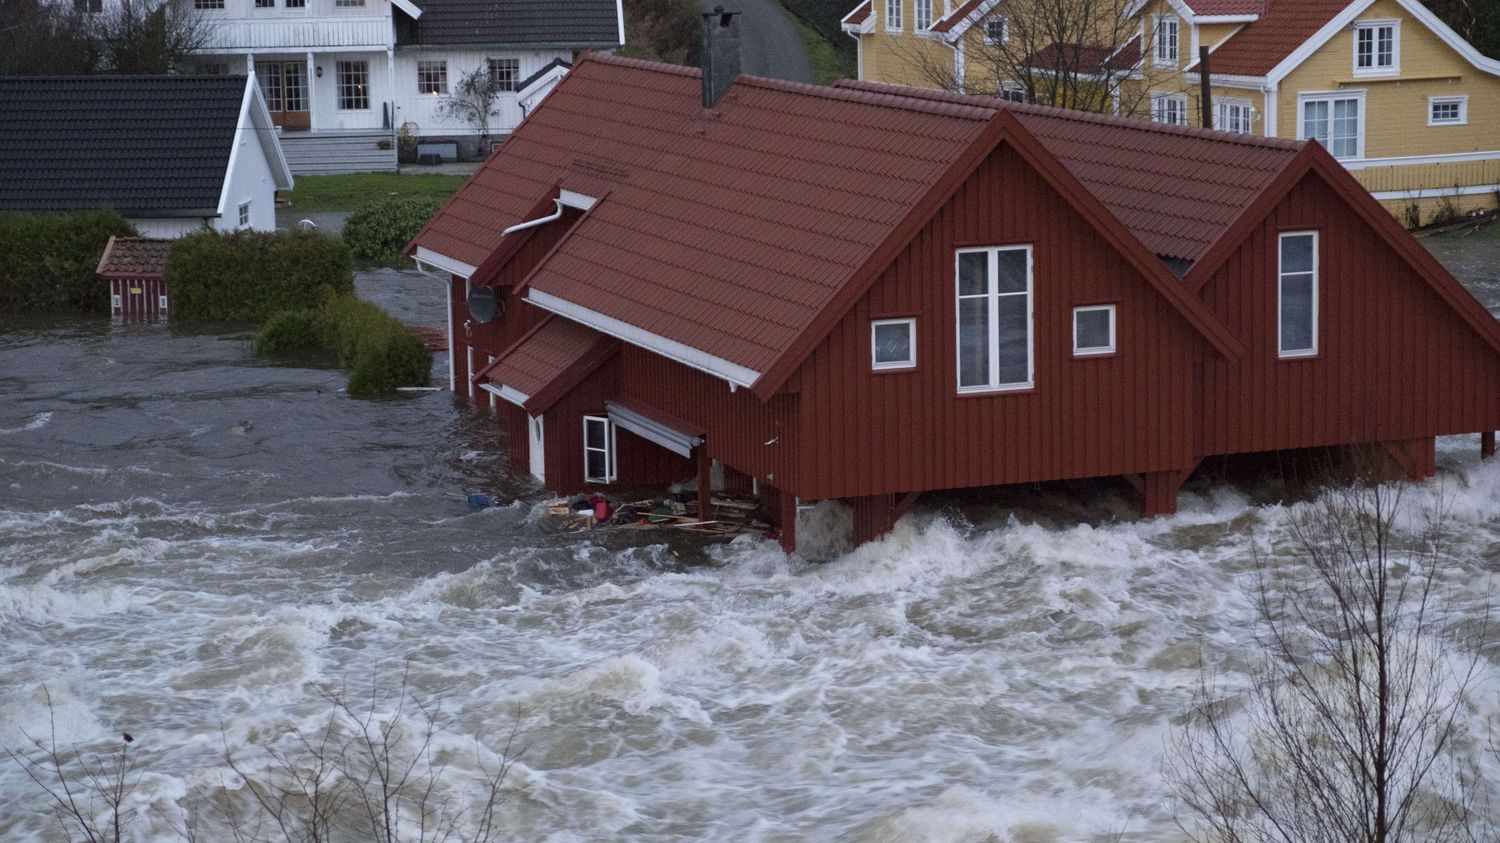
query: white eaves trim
[
  {"left": 938, "top": 0, "right": 1000, "bottom": 44},
  {"left": 414, "top": 246, "right": 477, "bottom": 279},
  {"left": 480, "top": 382, "right": 529, "bottom": 408},
  {"left": 1266, "top": 0, "right": 1500, "bottom": 83},
  {"left": 526, "top": 288, "right": 763, "bottom": 389},
  {"left": 1196, "top": 14, "right": 1258, "bottom": 23},
  {"left": 390, "top": 0, "right": 422, "bottom": 18},
  {"left": 841, "top": 1, "right": 875, "bottom": 34},
  {"left": 1341, "top": 148, "right": 1500, "bottom": 170},
  {"left": 616, "top": 0, "right": 626, "bottom": 44},
  {"left": 1370, "top": 184, "right": 1500, "bottom": 201}
]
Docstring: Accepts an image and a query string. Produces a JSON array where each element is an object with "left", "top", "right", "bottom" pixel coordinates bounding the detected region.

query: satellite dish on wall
[{"left": 467, "top": 287, "right": 501, "bottom": 324}]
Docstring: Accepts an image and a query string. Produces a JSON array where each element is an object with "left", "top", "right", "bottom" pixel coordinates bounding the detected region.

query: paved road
[{"left": 703, "top": 0, "right": 813, "bottom": 83}]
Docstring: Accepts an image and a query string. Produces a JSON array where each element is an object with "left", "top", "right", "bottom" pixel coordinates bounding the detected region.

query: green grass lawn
[
  {"left": 282, "top": 173, "right": 470, "bottom": 213},
  {"left": 779, "top": 5, "right": 857, "bottom": 86}
]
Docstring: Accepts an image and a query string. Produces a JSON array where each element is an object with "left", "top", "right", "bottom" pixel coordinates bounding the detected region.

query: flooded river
[{"left": 2, "top": 255, "right": 1500, "bottom": 841}]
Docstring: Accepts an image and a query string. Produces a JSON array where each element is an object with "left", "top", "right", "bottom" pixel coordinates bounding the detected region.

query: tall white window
[
  {"left": 1216, "top": 100, "right": 1253, "bottom": 134},
  {"left": 915, "top": 0, "right": 932, "bottom": 30},
  {"left": 956, "top": 246, "right": 1032, "bottom": 393},
  {"left": 336, "top": 61, "right": 369, "bottom": 110},
  {"left": 1429, "top": 96, "right": 1467, "bottom": 125},
  {"left": 583, "top": 416, "right": 617, "bottom": 483},
  {"left": 871, "top": 318, "right": 916, "bottom": 370},
  {"left": 1278, "top": 232, "right": 1318, "bottom": 358},
  {"left": 1354, "top": 21, "right": 1399, "bottom": 75},
  {"left": 885, "top": 0, "right": 902, "bottom": 31},
  {"left": 1151, "top": 92, "right": 1188, "bottom": 125},
  {"left": 487, "top": 58, "right": 519, "bottom": 92},
  {"left": 1300, "top": 93, "right": 1362, "bottom": 159},
  {"left": 1154, "top": 15, "right": 1179, "bottom": 67}
]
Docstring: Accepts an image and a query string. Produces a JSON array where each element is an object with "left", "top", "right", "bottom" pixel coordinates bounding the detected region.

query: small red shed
[
  {"left": 98, "top": 236, "right": 173, "bottom": 320},
  {"left": 406, "top": 42, "right": 1500, "bottom": 556}
]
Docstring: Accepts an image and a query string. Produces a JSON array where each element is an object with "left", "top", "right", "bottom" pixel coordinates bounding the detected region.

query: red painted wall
[
  {"left": 793, "top": 146, "right": 1202, "bottom": 501},
  {"left": 1198, "top": 175, "right": 1500, "bottom": 456}
]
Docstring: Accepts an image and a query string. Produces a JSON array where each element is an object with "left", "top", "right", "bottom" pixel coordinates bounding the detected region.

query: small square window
[
  {"left": 1429, "top": 96, "right": 1466, "bottom": 125},
  {"left": 487, "top": 57, "right": 519, "bottom": 92},
  {"left": 238, "top": 201, "right": 250, "bottom": 227},
  {"left": 871, "top": 318, "right": 916, "bottom": 370},
  {"left": 1073, "top": 306, "right": 1116, "bottom": 356},
  {"left": 984, "top": 17, "right": 1008, "bottom": 45}
]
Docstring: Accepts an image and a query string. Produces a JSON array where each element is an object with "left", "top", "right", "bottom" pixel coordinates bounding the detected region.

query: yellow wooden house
[{"left": 1123, "top": 0, "right": 1500, "bottom": 221}]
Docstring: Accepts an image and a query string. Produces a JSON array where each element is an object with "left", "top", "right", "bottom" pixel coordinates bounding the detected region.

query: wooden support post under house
[
  {"left": 1483, "top": 431, "right": 1496, "bottom": 460},
  {"left": 696, "top": 445, "right": 713, "bottom": 522},
  {"left": 1139, "top": 462, "right": 1199, "bottom": 518},
  {"left": 848, "top": 491, "right": 921, "bottom": 546},
  {"left": 776, "top": 488, "right": 797, "bottom": 555},
  {"left": 1379, "top": 436, "right": 1437, "bottom": 482}
]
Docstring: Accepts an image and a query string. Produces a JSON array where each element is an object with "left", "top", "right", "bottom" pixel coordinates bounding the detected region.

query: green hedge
[
  {"left": 166, "top": 229, "right": 353, "bottom": 322},
  {"left": 0, "top": 210, "right": 137, "bottom": 314},
  {"left": 342, "top": 195, "right": 446, "bottom": 267},
  {"left": 256, "top": 295, "right": 430, "bottom": 398}
]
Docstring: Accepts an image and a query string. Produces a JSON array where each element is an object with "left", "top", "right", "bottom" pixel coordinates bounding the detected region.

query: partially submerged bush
[
  {"left": 167, "top": 229, "right": 353, "bottom": 322},
  {"left": 342, "top": 195, "right": 445, "bottom": 268},
  {"left": 0, "top": 210, "right": 136, "bottom": 314},
  {"left": 256, "top": 295, "right": 430, "bottom": 398}
]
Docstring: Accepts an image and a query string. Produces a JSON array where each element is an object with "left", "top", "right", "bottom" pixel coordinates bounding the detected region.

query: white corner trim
[
  {"left": 414, "top": 246, "right": 477, "bottom": 279},
  {"left": 480, "top": 382, "right": 530, "bottom": 408},
  {"left": 390, "top": 0, "right": 421, "bottom": 18},
  {"left": 615, "top": 0, "right": 626, "bottom": 44},
  {"left": 525, "top": 289, "right": 762, "bottom": 389},
  {"left": 445, "top": 278, "right": 455, "bottom": 391},
  {"left": 558, "top": 189, "right": 598, "bottom": 210}
]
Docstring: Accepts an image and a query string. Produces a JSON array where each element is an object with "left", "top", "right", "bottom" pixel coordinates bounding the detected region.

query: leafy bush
[
  {"left": 256, "top": 295, "right": 430, "bottom": 398},
  {"left": 342, "top": 195, "right": 445, "bottom": 267},
  {"left": 619, "top": 0, "right": 700, "bottom": 65},
  {"left": 166, "top": 229, "right": 353, "bottom": 322},
  {"left": 0, "top": 210, "right": 137, "bottom": 314}
]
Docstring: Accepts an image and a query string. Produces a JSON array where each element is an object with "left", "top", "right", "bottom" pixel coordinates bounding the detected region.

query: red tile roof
[
  {"left": 929, "top": 0, "right": 985, "bottom": 33},
  {"left": 1182, "top": 0, "right": 1266, "bottom": 15},
  {"left": 474, "top": 316, "right": 616, "bottom": 413},
  {"left": 95, "top": 236, "right": 171, "bottom": 278},
  {"left": 412, "top": 53, "right": 1301, "bottom": 392},
  {"left": 842, "top": 0, "right": 871, "bottom": 26},
  {"left": 1026, "top": 37, "right": 1142, "bottom": 73},
  {"left": 1191, "top": 0, "right": 1346, "bottom": 76}
]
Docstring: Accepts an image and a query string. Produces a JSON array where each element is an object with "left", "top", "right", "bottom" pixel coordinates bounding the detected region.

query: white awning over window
[{"left": 606, "top": 399, "right": 703, "bottom": 459}]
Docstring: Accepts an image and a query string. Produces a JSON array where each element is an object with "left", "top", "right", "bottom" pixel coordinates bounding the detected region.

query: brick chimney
[{"left": 701, "top": 6, "right": 741, "bottom": 109}]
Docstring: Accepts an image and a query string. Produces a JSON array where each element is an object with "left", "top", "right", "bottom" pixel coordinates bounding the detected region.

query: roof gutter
[{"left": 500, "top": 199, "right": 565, "bottom": 236}]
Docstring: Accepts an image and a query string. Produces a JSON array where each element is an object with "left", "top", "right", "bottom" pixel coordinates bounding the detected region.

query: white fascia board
[
  {"left": 1124, "top": 0, "right": 1149, "bottom": 18},
  {"left": 939, "top": 0, "right": 1000, "bottom": 44},
  {"left": 245, "top": 76, "right": 294, "bottom": 189},
  {"left": 1266, "top": 0, "right": 1378, "bottom": 83},
  {"left": 480, "top": 382, "right": 529, "bottom": 408},
  {"left": 558, "top": 189, "right": 597, "bottom": 210},
  {"left": 215, "top": 78, "right": 254, "bottom": 217},
  {"left": 414, "top": 246, "right": 477, "bottom": 279},
  {"left": 616, "top": 0, "right": 626, "bottom": 44},
  {"left": 1196, "top": 14, "right": 1258, "bottom": 24},
  {"left": 1342, "top": 148, "right": 1500, "bottom": 170},
  {"left": 526, "top": 288, "right": 762, "bottom": 389},
  {"left": 390, "top": 0, "right": 421, "bottom": 18},
  {"left": 840, "top": 1, "right": 875, "bottom": 34},
  {"left": 1164, "top": 0, "right": 1195, "bottom": 22},
  {"left": 1184, "top": 72, "right": 1269, "bottom": 89},
  {"left": 1370, "top": 184, "right": 1500, "bottom": 200},
  {"left": 1393, "top": 0, "right": 1500, "bottom": 76}
]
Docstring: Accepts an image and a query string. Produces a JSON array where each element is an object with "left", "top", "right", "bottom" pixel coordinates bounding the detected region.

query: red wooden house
[{"left": 407, "top": 19, "right": 1500, "bottom": 555}]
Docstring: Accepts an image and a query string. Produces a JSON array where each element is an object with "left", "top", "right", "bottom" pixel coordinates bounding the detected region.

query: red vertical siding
[
  {"left": 110, "top": 278, "right": 168, "bottom": 319},
  {"left": 1199, "top": 176, "right": 1500, "bottom": 455},
  {"left": 794, "top": 146, "right": 1201, "bottom": 501}
]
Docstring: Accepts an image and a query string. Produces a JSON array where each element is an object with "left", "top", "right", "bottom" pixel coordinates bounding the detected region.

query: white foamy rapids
[
  {"left": 0, "top": 412, "right": 52, "bottom": 434},
  {"left": 2, "top": 451, "right": 1500, "bottom": 841}
]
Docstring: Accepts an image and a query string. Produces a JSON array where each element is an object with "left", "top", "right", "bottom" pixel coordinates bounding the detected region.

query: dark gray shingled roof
[
  {"left": 0, "top": 75, "right": 246, "bottom": 218},
  {"left": 395, "top": 0, "right": 622, "bottom": 47}
]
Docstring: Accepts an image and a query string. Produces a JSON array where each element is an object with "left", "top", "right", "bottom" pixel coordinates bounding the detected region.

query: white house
[
  {"left": 185, "top": 0, "right": 625, "bottom": 171},
  {"left": 0, "top": 75, "right": 294, "bottom": 237}
]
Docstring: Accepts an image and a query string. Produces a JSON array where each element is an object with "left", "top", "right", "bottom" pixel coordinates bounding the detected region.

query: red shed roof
[
  {"left": 96, "top": 236, "right": 172, "bottom": 279},
  {"left": 1188, "top": 0, "right": 1347, "bottom": 76},
  {"left": 411, "top": 53, "right": 1308, "bottom": 396},
  {"left": 473, "top": 316, "right": 616, "bottom": 413}
]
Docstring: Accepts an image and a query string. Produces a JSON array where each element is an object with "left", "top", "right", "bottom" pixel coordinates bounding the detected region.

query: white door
[{"left": 528, "top": 415, "right": 545, "bottom": 482}]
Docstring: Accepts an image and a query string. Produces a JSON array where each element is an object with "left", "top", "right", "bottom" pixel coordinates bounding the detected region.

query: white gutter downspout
[{"left": 501, "top": 199, "right": 565, "bottom": 236}]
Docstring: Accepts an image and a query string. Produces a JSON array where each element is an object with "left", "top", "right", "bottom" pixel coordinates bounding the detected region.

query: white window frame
[
  {"left": 1298, "top": 91, "right": 1365, "bottom": 160},
  {"left": 1353, "top": 20, "right": 1400, "bottom": 76},
  {"left": 1154, "top": 15, "right": 1179, "bottom": 68},
  {"left": 111, "top": 293, "right": 122, "bottom": 310},
  {"left": 416, "top": 60, "right": 448, "bottom": 95},
  {"left": 1278, "top": 231, "right": 1319, "bottom": 359},
  {"left": 984, "top": 16, "right": 1008, "bottom": 45},
  {"left": 871, "top": 317, "right": 917, "bottom": 370},
  {"left": 1072, "top": 305, "right": 1116, "bottom": 357},
  {"left": 238, "top": 201, "right": 250, "bottom": 227},
  {"left": 1428, "top": 95, "right": 1468, "bottom": 126},
  {"left": 885, "top": 0, "right": 902, "bottom": 32},
  {"left": 915, "top": 0, "right": 932, "bottom": 30},
  {"left": 955, "top": 245, "right": 1034, "bottom": 394},
  {"left": 1151, "top": 92, "right": 1188, "bottom": 125},
  {"left": 336, "top": 61, "right": 370, "bottom": 110},
  {"left": 1216, "top": 99, "right": 1254, "bottom": 134},
  {"left": 582, "top": 415, "right": 618, "bottom": 484},
  {"left": 158, "top": 294, "right": 169, "bottom": 311}
]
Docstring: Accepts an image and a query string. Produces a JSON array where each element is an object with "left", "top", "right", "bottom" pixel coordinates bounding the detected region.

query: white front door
[{"left": 528, "top": 415, "right": 545, "bottom": 482}]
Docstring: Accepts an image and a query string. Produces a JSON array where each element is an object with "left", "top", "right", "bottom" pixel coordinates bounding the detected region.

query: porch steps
[{"left": 278, "top": 130, "right": 397, "bottom": 175}]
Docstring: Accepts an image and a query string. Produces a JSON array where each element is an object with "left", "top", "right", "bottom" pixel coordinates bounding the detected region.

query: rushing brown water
[{"left": 2, "top": 253, "right": 1498, "bottom": 841}]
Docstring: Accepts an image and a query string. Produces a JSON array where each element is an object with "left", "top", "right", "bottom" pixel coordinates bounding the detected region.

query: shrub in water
[
  {"left": 167, "top": 229, "right": 353, "bottom": 322},
  {"left": 0, "top": 210, "right": 137, "bottom": 314},
  {"left": 342, "top": 195, "right": 445, "bottom": 267},
  {"left": 255, "top": 294, "right": 430, "bottom": 398},
  {"left": 255, "top": 309, "right": 320, "bottom": 354}
]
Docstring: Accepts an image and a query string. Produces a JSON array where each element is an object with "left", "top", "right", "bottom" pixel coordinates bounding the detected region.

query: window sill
[
  {"left": 1073, "top": 350, "right": 1117, "bottom": 359},
  {"left": 956, "top": 385, "right": 1035, "bottom": 398},
  {"left": 871, "top": 365, "right": 917, "bottom": 375},
  {"left": 1277, "top": 351, "right": 1319, "bottom": 361}
]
